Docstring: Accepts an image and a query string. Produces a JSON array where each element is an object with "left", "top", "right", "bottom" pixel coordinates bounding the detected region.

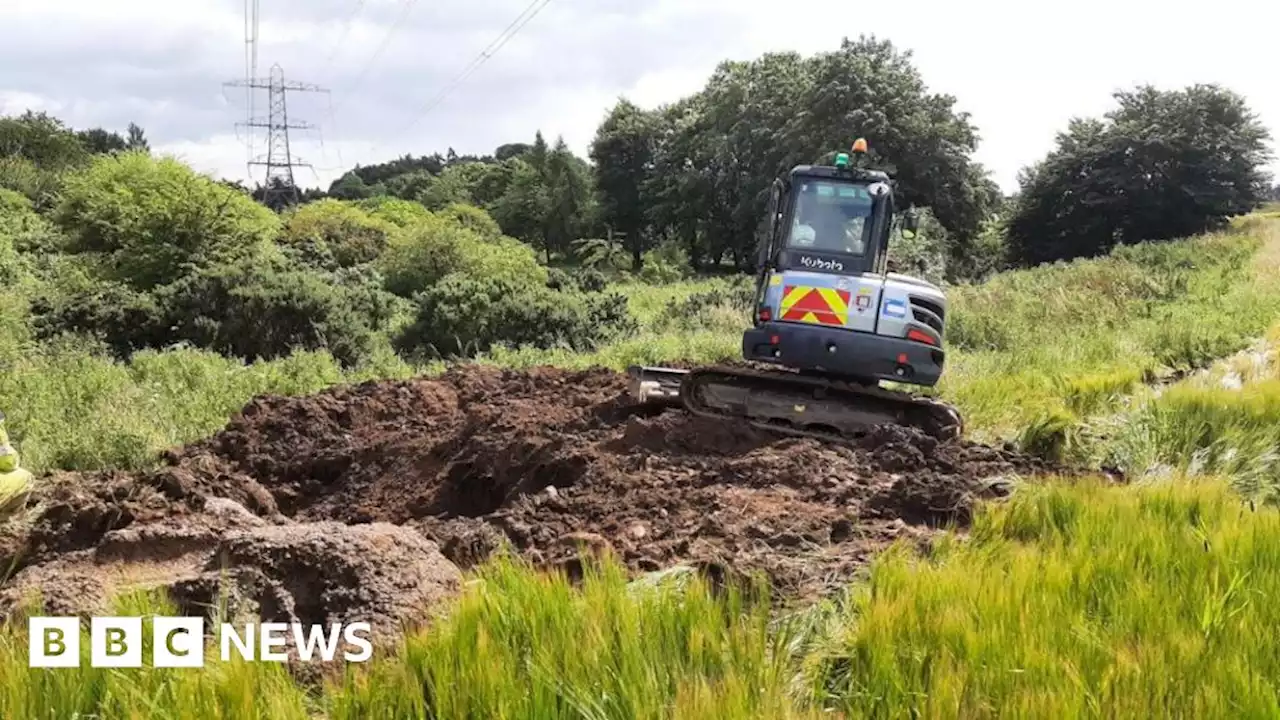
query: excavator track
[{"left": 627, "top": 365, "right": 963, "bottom": 444}]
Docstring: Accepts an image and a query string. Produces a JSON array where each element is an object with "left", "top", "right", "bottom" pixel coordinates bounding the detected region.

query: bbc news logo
[{"left": 29, "top": 617, "right": 373, "bottom": 668}]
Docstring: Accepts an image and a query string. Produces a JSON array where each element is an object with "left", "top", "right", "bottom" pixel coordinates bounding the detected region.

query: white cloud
[{"left": 0, "top": 0, "right": 1276, "bottom": 193}]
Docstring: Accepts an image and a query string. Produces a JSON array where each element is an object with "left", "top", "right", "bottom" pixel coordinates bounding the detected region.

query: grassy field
[{"left": 3, "top": 216, "right": 1280, "bottom": 717}]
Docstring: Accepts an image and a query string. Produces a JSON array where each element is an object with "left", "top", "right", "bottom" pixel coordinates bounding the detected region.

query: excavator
[{"left": 627, "top": 138, "right": 963, "bottom": 443}]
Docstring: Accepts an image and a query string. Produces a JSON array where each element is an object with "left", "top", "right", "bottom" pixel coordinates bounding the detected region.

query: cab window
[{"left": 785, "top": 180, "right": 874, "bottom": 256}]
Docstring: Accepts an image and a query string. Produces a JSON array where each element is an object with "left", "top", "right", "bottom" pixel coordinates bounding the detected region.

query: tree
[
  {"left": 645, "top": 97, "right": 716, "bottom": 269},
  {"left": 590, "top": 100, "right": 658, "bottom": 270},
  {"left": 0, "top": 111, "right": 89, "bottom": 169},
  {"left": 75, "top": 123, "right": 148, "bottom": 155},
  {"left": 125, "top": 123, "right": 149, "bottom": 151},
  {"left": 488, "top": 158, "right": 550, "bottom": 249},
  {"left": 55, "top": 151, "right": 281, "bottom": 290},
  {"left": 494, "top": 142, "right": 532, "bottom": 161},
  {"left": 329, "top": 171, "right": 374, "bottom": 200},
  {"left": 76, "top": 128, "right": 128, "bottom": 155},
  {"left": 765, "top": 38, "right": 998, "bottom": 264},
  {"left": 609, "top": 37, "right": 1000, "bottom": 274},
  {"left": 1006, "top": 84, "right": 1274, "bottom": 266}
]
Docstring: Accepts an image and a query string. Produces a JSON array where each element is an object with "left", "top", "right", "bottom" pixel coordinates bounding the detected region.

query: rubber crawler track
[{"left": 680, "top": 365, "right": 964, "bottom": 444}]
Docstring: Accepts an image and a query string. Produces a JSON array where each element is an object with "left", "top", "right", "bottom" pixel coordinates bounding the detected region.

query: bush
[
  {"left": 654, "top": 282, "right": 755, "bottom": 332},
  {"left": 0, "top": 188, "right": 64, "bottom": 256},
  {"left": 356, "top": 196, "right": 435, "bottom": 228},
  {"left": 886, "top": 207, "right": 947, "bottom": 284},
  {"left": 639, "top": 241, "right": 690, "bottom": 284},
  {"left": 546, "top": 267, "right": 608, "bottom": 293},
  {"left": 55, "top": 152, "right": 280, "bottom": 289},
  {"left": 575, "top": 268, "right": 609, "bottom": 293},
  {"left": 158, "top": 258, "right": 396, "bottom": 367},
  {"left": 546, "top": 267, "right": 575, "bottom": 291},
  {"left": 396, "top": 273, "right": 637, "bottom": 358},
  {"left": 438, "top": 202, "right": 502, "bottom": 240},
  {"left": 0, "top": 190, "right": 29, "bottom": 285},
  {"left": 379, "top": 216, "right": 547, "bottom": 297},
  {"left": 29, "top": 281, "right": 167, "bottom": 357},
  {"left": 0, "top": 233, "right": 17, "bottom": 287},
  {"left": 573, "top": 237, "right": 631, "bottom": 273},
  {"left": 32, "top": 258, "right": 399, "bottom": 367},
  {"left": 279, "top": 199, "right": 399, "bottom": 269},
  {"left": 0, "top": 157, "right": 66, "bottom": 212}
]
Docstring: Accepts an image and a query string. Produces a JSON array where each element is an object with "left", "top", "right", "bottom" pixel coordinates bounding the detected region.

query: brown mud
[{"left": 1, "top": 364, "right": 1070, "bottom": 625}]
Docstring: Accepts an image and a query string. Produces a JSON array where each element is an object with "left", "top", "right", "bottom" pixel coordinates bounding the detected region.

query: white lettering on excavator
[{"left": 799, "top": 255, "right": 844, "bottom": 272}]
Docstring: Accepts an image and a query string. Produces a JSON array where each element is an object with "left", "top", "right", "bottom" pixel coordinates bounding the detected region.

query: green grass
[
  {"left": 805, "top": 478, "right": 1280, "bottom": 718},
  {"left": 0, "top": 591, "right": 315, "bottom": 719},
  {"left": 0, "top": 342, "right": 414, "bottom": 473},
  {"left": 1099, "top": 320, "right": 1280, "bottom": 500},
  {"left": 941, "top": 222, "right": 1280, "bottom": 442},
  {"left": 327, "top": 558, "right": 811, "bottom": 720}
]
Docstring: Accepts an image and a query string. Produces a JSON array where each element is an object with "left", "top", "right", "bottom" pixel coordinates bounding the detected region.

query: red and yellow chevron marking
[{"left": 780, "top": 285, "right": 850, "bottom": 326}]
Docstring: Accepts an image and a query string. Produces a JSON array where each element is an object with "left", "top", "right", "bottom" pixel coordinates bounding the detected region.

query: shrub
[
  {"left": 55, "top": 152, "right": 281, "bottom": 289},
  {"left": 638, "top": 241, "right": 690, "bottom": 284},
  {"left": 158, "top": 258, "right": 396, "bottom": 366},
  {"left": 0, "top": 157, "right": 66, "bottom": 211},
  {"left": 330, "top": 263, "right": 416, "bottom": 332},
  {"left": 575, "top": 268, "right": 609, "bottom": 293},
  {"left": 0, "top": 190, "right": 30, "bottom": 285},
  {"left": 0, "top": 189, "right": 64, "bottom": 257},
  {"left": 573, "top": 237, "right": 631, "bottom": 273},
  {"left": 356, "top": 196, "right": 435, "bottom": 228},
  {"left": 438, "top": 203, "right": 503, "bottom": 240},
  {"left": 546, "top": 267, "right": 608, "bottom": 293},
  {"left": 34, "top": 256, "right": 399, "bottom": 367},
  {"left": 654, "top": 282, "right": 755, "bottom": 332},
  {"left": 396, "top": 273, "right": 637, "bottom": 358},
  {"left": 279, "top": 198, "right": 399, "bottom": 269},
  {"left": 29, "top": 281, "right": 168, "bottom": 357},
  {"left": 546, "top": 267, "right": 575, "bottom": 291},
  {"left": 0, "top": 232, "right": 17, "bottom": 287},
  {"left": 379, "top": 216, "right": 547, "bottom": 297}
]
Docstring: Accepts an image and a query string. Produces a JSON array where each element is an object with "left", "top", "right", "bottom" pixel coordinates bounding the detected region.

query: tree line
[
  {"left": 2, "top": 34, "right": 1274, "bottom": 283},
  {"left": 0, "top": 35, "right": 1274, "bottom": 376}
]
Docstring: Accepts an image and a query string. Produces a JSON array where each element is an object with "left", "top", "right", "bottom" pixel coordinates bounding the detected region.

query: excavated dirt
[{"left": 0, "top": 364, "right": 1071, "bottom": 624}]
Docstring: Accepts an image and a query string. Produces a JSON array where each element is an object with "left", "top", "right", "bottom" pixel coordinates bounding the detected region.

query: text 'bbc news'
[{"left": 28, "top": 617, "right": 373, "bottom": 668}]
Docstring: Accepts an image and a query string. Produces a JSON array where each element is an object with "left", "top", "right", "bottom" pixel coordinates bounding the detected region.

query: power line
[
  {"left": 320, "top": 0, "right": 367, "bottom": 73},
  {"left": 324, "top": 93, "right": 345, "bottom": 168},
  {"left": 330, "top": 0, "right": 419, "bottom": 114},
  {"left": 396, "top": 0, "right": 552, "bottom": 139}
]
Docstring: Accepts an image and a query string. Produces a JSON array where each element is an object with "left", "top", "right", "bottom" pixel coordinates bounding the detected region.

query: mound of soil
[
  {"left": 1, "top": 364, "right": 1068, "bottom": 619},
  {"left": 166, "top": 365, "right": 1062, "bottom": 598},
  {"left": 0, "top": 470, "right": 462, "bottom": 630}
]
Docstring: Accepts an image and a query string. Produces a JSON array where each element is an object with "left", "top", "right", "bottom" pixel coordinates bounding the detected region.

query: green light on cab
[{"left": 834, "top": 152, "right": 850, "bottom": 168}]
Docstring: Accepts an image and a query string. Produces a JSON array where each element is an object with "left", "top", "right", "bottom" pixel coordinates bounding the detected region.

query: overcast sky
[{"left": 1, "top": 0, "right": 1277, "bottom": 194}]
